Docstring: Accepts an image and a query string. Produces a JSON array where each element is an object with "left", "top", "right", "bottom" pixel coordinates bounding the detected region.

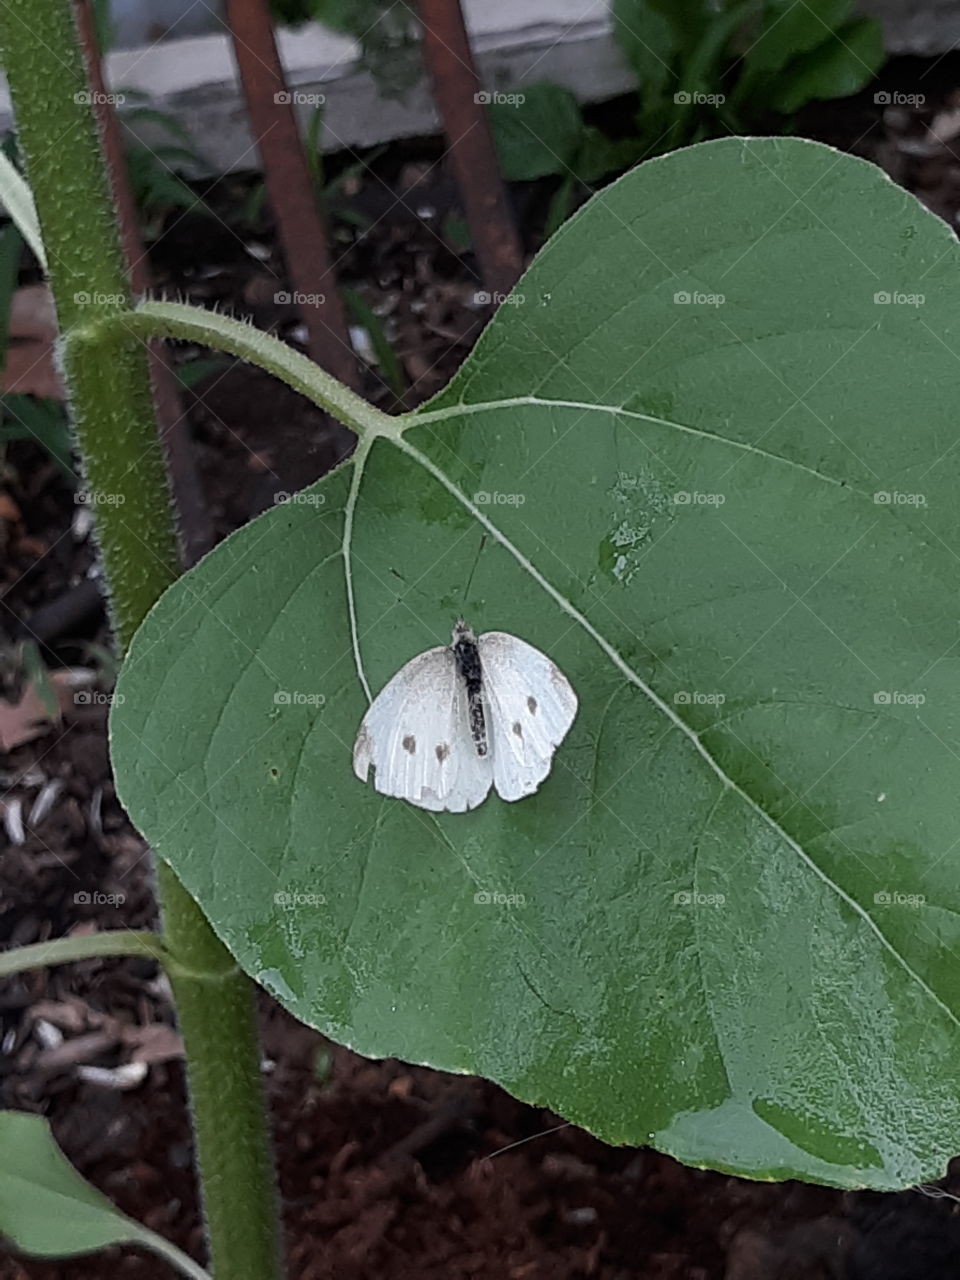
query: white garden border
[{"left": 0, "top": 0, "right": 949, "bottom": 177}]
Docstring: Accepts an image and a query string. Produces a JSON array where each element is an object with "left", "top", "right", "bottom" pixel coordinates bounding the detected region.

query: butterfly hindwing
[{"left": 478, "top": 631, "right": 579, "bottom": 802}]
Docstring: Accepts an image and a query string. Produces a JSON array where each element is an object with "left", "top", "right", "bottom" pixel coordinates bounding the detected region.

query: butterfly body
[{"left": 451, "top": 619, "right": 487, "bottom": 756}]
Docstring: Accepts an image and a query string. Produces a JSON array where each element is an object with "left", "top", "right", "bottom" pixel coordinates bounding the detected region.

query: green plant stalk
[
  {"left": 0, "top": 5, "right": 282, "bottom": 1277},
  {"left": 123, "top": 300, "right": 387, "bottom": 436},
  {"left": 0, "top": 931, "right": 165, "bottom": 979}
]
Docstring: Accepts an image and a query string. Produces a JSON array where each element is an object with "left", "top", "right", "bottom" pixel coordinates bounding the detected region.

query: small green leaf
[
  {"left": 0, "top": 1112, "right": 133, "bottom": 1257},
  {"left": 0, "top": 221, "right": 24, "bottom": 370},
  {"left": 174, "top": 356, "right": 231, "bottom": 390},
  {"left": 741, "top": 0, "right": 851, "bottom": 77},
  {"left": 305, "top": 104, "right": 326, "bottom": 189},
  {"left": 543, "top": 174, "right": 576, "bottom": 238},
  {"left": 0, "top": 1112, "right": 208, "bottom": 1278},
  {"left": 343, "top": 287, "right": 405, "bottom": 400},
  {"left": 18, "top": 640, "right": 59, "bottom": 721},
  {"left": 573, "top": 128, "right": 643, "bottom": 185},
  {"left": 612, "top": 0, "right": 677, "bottom": 104},
  {"left": 669, "top": 0, "right": 758, "bottom": 145},
  {"left": 0, "top": 143, "right": 45, "bottom": 270},
  {"left": 769, "top": 17, "right": 885, "bottom": 114},
  {"left": 91, "top": 0, "right": 115, "bottom": 51},
  {"left": 623, "top": 0, "right": 707, "bottom": 57},
  {"left": 0, "top": 395, "right": 74, "bottom": 479},
  {"left": 489, "top": 83, "right": 585, "bottom": 181},
  {"left": 124, "top": 144, "right": 207, "bottom": 220},
  {"left": 442, "top": 212, "right": 471, "bottom": 252},
  {"left": 122, "top": 105, "right": 197, "bottom": 149}
]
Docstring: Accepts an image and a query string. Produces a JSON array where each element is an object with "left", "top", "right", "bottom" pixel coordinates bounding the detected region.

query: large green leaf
[
  {"left": 112, "top": 137, "right": 960, "bottom": 1190},
  {"left": 0, "top": 1112, "right": 207, "bottom": 1277}
]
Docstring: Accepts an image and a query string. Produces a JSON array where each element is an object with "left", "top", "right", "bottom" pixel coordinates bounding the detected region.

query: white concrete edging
[{"left": 0, "top": 1, "right": 950, "bottom": 176}]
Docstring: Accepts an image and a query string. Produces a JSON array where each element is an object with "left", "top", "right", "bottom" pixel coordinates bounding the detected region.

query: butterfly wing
[
  {"left": 353, "top": 645, "right": 493, "bottom": 812},
  {"left": 478, "top": 631, "right": 578, "bottom": 802}
]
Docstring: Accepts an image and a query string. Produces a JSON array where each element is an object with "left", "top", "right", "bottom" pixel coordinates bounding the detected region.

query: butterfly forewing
[{"left": 353, "top": 644, "right": 493, "bottom": 812}]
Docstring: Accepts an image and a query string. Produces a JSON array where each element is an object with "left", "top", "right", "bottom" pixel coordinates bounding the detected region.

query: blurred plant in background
[
  {"left": 270, "top": 0, "right": 421, "bottom": 97},
  {"left": 0, "top": 200, "right": 74, "bottom": 480},
  {"left": 120, "top": 95, "right": 211, "bottom": 239},
  {"left": 489, "top": 0, "right": 885, "bottom": 231}
]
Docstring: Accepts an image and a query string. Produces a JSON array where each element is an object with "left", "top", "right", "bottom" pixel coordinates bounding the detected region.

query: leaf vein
[{"left": 408, "top": 396, "right": 866, "bottom": 495}]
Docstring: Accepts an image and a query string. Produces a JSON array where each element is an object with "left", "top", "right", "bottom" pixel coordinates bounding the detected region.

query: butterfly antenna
[{"left": 460, "top": 533, "right": 487, "bottom": 620}]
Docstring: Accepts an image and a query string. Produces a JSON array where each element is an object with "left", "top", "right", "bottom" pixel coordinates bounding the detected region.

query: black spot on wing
[
  {"left": 527, "top": 696, "right": 538, "bottom": 714},
  {"left": 402, "top": 735, "right": 416, "bottom": 754},
  {"left": 435, "top": 743, "right": 450, "bottom": 762}
]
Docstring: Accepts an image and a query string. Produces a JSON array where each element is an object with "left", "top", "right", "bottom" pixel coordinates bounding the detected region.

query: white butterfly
[{"left": 352, "top": 620, "right": 578, "bottom": 812}]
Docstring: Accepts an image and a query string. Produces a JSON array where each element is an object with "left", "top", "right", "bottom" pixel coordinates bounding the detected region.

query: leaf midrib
[{"left": 355, "top": 432, "right": 960, "bottom": 1036}]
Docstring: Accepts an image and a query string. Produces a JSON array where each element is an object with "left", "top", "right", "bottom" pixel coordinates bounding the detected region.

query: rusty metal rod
[
  {"left": 417, "top": 0, "right": 524, "bottom": 299},
  {"left": 224, "top": 0, "right": 359, "bottom": 389}
]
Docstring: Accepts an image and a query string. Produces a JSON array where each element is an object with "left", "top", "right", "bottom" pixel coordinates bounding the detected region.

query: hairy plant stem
[
  {"left": 119, "top": 300, "right": 394, "bottom": 439},
  {"left": 0, "top": 5, "right": 282, "bottom": 1276}
]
